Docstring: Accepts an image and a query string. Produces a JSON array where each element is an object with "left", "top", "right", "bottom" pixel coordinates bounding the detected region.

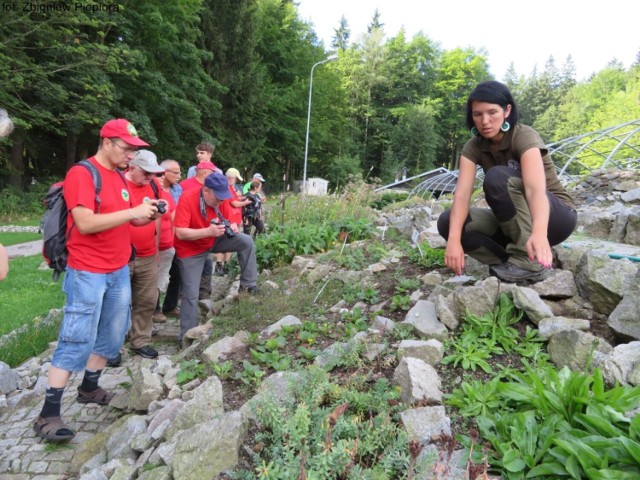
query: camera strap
[{"left": 213, "top": 205, "right": 228, "bottom": 223}]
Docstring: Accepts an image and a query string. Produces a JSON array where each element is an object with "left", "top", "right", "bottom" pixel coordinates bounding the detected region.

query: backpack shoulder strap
[{"left": 75, "top": 159, "right": 102, "bottom": 211}]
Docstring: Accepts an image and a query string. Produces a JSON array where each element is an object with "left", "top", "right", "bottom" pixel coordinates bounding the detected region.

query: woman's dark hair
[{"left": 465, "top": 81, "right": 520, "bottom": 129}]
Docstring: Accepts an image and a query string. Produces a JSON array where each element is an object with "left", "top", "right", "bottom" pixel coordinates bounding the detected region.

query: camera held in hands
[
  {"left": 156, "top": 201, "right": 167, "bottom": 215},
  {"left": 211, "top": 218, "right": 236, "bottom": 238}
]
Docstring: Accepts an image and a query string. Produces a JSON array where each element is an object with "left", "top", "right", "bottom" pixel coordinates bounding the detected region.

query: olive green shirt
[{"left": 461, "top": 124, "right": 576, "bottom": 209}]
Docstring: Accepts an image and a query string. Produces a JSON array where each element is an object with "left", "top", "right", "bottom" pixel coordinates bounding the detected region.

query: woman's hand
[
  {"left": 445, "top": 240, "right": 465, "bottom": 276},
  {"left": 526, "top": 233, "right": 552, "bottom": 269}
]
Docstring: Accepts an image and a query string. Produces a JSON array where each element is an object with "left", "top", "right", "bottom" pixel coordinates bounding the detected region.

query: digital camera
[{"left": 211, "top": 218, "right": 236, "bottom": 238}]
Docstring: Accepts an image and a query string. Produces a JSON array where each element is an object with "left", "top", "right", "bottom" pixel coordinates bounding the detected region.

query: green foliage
[
  {"left": 0, "top": 183, "right": 50, "bottom": 219},
  {"left": 211, "top": 360, "right": 234, "bottom": 380},
  {"left": 370, "top": 191, "right": 410, "bottom": 210},
  {"left": 394, "top": 277, "right": 420, "bottom": 293},
  {"left": 176, "top": 360, "right": 207, "bottom": 385},
  {"left": 390, "top": 294, "right": 411, "bottom": 312},
  {"left": 442, "top": 293, "right": 530, "bottom": 375},
  {"left": 237, "top": 367, "right": 412, "bottom": 479},
  {"left": 0, "top": 255, "right": 67, "bottom": 367},
  {"left": 462, "top": 366, "right": 640, "bottom": 479},
  {"left": 342, "top": 284, "right": 380, "bottom": 304},
  {"left": 0, "top": 230, "right": 41, "bottom": 246},
  {"left": 236, "top": 360, "right": 264, "bottom": 386},
  {"left": 404, "top": 241, "right": 445, "bottom": 268},
  {"left": 446, "top": 377, "right": 502, "bottom": 417}
]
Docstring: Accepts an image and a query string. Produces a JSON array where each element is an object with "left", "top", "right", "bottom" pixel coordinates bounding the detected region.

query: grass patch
[
  {"left": 0, "top": 255, "right": 64, "bottom": 336},
  {"left": 0, "top": 217, "right": 41, "bottom": 226},
  {"left": 0, "top": 231, "right": 41, "bottom": 246},
  {"left": 0, "top": 254, "right": 64, "bottom": 367},
  {"left": 0, "top": 314, "right": 62, "bottom": 367}
]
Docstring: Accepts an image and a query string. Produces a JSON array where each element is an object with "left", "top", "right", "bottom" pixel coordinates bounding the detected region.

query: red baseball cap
[
  {"left": 99, "top": 119, "right": 149, "bottom": 147},
  {"left": 196, "top": 161, "right": 217, "bottom": 171}
]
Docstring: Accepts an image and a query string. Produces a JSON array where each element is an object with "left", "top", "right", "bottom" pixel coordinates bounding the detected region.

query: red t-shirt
[
  {"left": 173, "top": 188, "right": 220, "bottom": 258},
  {"left": 158, "top": 183, "right": 176, "bottom": 251},
  {"left": 127, "top": 179, "right": 158, "bottom": 258},
  {"left": 64, "top": 157, "right": 131, "bottom": 273},
  {"left": 179, "top": 176, "right": 204, "bottom": 192},
  {"left": 221, "top": 184, "right": 243, "bottom": 225}
]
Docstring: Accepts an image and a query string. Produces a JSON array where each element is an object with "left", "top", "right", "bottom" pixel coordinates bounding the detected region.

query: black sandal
[{"left": 33, "top": 416, "right": 75, "bottom": 442}]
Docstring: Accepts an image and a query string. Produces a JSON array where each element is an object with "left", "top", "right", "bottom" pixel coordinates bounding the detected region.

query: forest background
[{"left": 1, "top": 0, "right": 639, "bottom": 194}]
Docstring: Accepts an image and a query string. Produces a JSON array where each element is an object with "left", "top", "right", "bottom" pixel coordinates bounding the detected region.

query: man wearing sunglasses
[{"left": 174, "top": 173, "right": 259, "bottom": 342}]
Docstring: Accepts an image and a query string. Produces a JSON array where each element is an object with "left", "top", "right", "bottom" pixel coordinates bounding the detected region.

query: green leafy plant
[
  {"left": 460, "top": 364, "right": 640, "bottom": 479},
  {"left": 445, "top": 377, "right": 502, "bottom": 417},
  {"left": 390, "top": 294, "right": 411, "bottom": 311},
  {"left": 211, "top": 360, "right": 233, "bottom": 380},
  {"left": 394, "top": 277, "right": 420, "bottom": 294},
  {"left": 405, "top": 241, "right": 446, "bottom": 268},
  {"left": 236, "top": 367, "right": 414, "bottom": 479},
  {"left": 176, "top": 360, "right": 207, "bottom": 385},
  {"left": 236, "top": 360, "right": 264, "bottom": 386}
]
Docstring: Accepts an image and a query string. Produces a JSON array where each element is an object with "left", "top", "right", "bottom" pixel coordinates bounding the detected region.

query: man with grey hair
[
  {"left": 123, "top": 150, "right": 166, "bottom": 359},
  {"left": 152, "top": 159, "right": 182, "bottom": 322}
]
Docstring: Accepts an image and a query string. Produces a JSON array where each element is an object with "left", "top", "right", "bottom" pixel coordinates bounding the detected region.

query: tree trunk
[
  {"left": 65, "top": 133, "right": 78, "bottom": 171},
  {"left": 8, "top": 132, "right": 24, "bottom": 189}
]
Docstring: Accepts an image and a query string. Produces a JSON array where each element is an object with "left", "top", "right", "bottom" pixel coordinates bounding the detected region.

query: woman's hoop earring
[
  {"left": 470, "top": 126, "right": 479, "bottom": 136},
  {"left": 500, "top": 121, "right": 510, "bottom": 132}
]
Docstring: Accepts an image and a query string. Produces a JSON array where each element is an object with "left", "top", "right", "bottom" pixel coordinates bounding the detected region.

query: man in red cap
[{"left": 33, "top": 119, "right": 162, "bottom": 442}]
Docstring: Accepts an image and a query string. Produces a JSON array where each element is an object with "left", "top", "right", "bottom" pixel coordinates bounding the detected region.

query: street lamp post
[{"left": 302, "top": 54, "right": 338, "bottom": 195}]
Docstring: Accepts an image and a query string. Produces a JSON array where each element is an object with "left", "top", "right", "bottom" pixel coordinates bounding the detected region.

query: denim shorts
[{"left": 51, "top": 265, "right": 131, "bottom": 372}]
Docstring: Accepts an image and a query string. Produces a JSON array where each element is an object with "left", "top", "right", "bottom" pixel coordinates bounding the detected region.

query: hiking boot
[
  {"left": 152, "top": 311, "right": 167, "bottom": 323},
  {"left": 238, "top": 285, "right": 261, "bottom": 295},
  {"left": 106, "top": 353, "right": 122, "bottom": 368},
  {"left": 489, "top": 262, "right": 544, "bottom": 283},
  {"left": 214, "top": 262, "right": 225, "bottom": 277},
  {"left": 163, "top": 307, "right": 180, "bottom": 317},
  {"left": 130, "top": 345, "right": 158, "bottom": 359}
]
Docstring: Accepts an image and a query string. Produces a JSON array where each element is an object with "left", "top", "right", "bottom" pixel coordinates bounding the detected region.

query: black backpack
[{"left": 41, "top": 160, "right": 103, "bottom": 280}]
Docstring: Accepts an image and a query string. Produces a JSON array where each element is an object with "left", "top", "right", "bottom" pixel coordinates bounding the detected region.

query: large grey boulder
[
  {"left": 608, "top": 282, "right": 640, "bottom": 341},
  {"left": 393, "top": 357, "right": 442, "bottom": 405},
  {"left": 512, "top": 287, "right": 554, "bottom": 325},
  {"left": 531, "top": 270, "right": 577, "bottom": 299},
  {"left": 537, "top": 317, "right": 590, "bottom": 340},
  {"left": 164, "top": 376, "right": 224, "bottom": 440},
  {"left": 574, "top": 251, "right": 637, "bottom": 315},
  {"left": 402, "top": 300, "right": 448, "bottom": 341},
  {"left": 397, "top": 339, "right": 444, "bottom": 366},
  {"left": 575, "top": 210, "right": 614, "bottom": 239},
  {"left": 400, "top": 406, "right": 451, "bottom": 442},
  {"left": 171, "top": 411, "right": 247, "bottom": 480},
  {"left": 452, "top": 277, "right": 500, "bottom": 318},
  {"left": 547, "top": 330, "right": 613, "bottom": 372},
  {"left": 260, "top": 315, "right": 302, "bottom": 337},
  {"left": 127, "top": 360, "right": 163, "bottom": 412},
  {"left": 0, "top": 361, "right": 19, "bottom": 395},
  {"left": 601, "top": 342, "right": 640, "bottom": 386},
  {"left": 203, "top": 331, "right": 249, "bottom": 363}
]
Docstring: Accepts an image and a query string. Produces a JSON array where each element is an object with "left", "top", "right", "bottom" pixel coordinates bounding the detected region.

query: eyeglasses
[
  {"left": 110, "top": 139, "right": 138, "bottom": 155},
  {"left": 166, "top": 170, "right": 181, "bottom": 175}
]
